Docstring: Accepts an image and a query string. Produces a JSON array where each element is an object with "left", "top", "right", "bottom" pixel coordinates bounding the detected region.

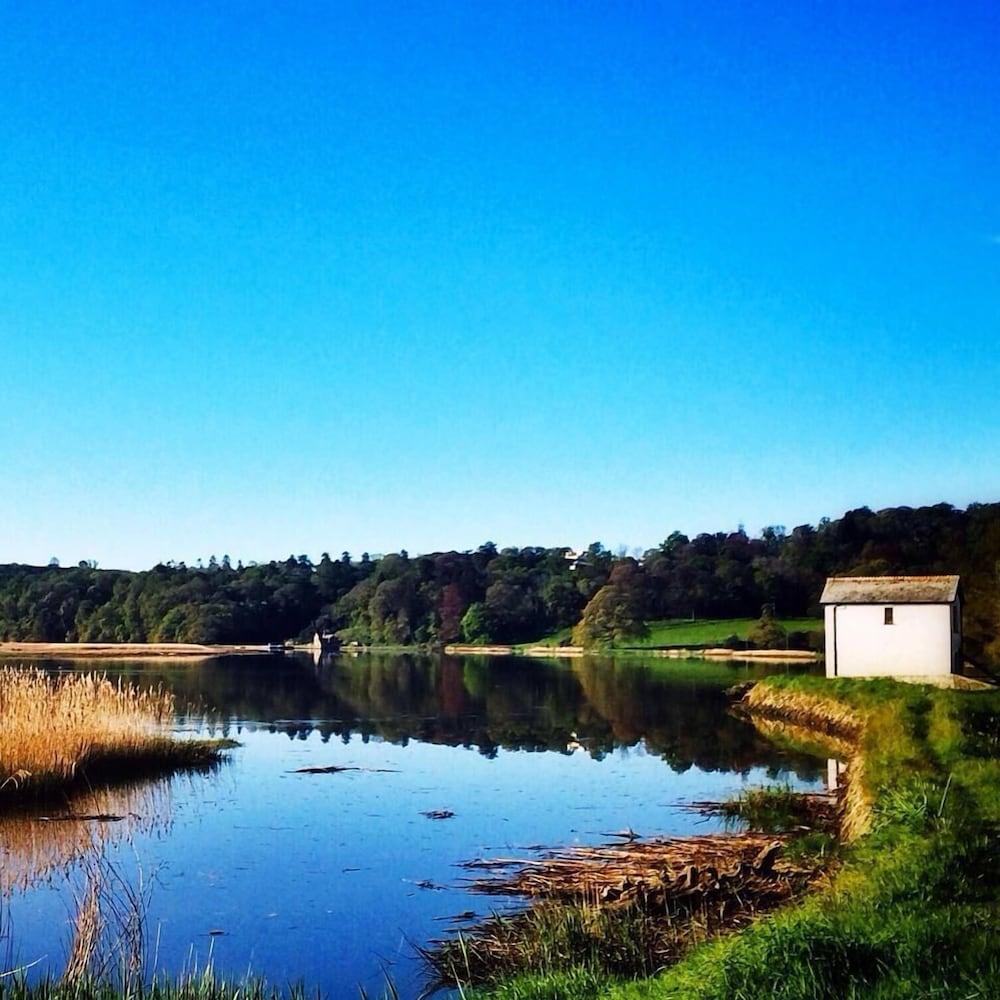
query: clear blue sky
[{"left": 2, "top": 2, "right": 997, "bottom": 569}]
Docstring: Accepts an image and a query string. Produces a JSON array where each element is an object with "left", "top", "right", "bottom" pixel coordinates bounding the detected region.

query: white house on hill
[{"left": 820, "top": 575, "right": 961, "bottom": 679}]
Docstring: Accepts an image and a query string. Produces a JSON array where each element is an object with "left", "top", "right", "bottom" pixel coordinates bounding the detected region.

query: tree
[
  {"left": 460, "top": 602, "right": 495, "bottom": 644},
  {"left": 747, "top": 605, "right": 787, "bottom": 649},
  {"left": 572, "top": 584, "right": 648, "bottom": 649},
  {"left": 437, "top": 583, "right": 466, "bottom": 644}
]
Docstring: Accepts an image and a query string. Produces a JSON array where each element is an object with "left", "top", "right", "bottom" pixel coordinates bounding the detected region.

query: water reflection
[
  {"left": 65, "top": 653, "right": 823, "bottom": 780},
  {"left": 0, "top": 778, "right": 172, "bottom": 894},
  {"left": 2, "top": 653, "right": 825, "bottom": 997}
]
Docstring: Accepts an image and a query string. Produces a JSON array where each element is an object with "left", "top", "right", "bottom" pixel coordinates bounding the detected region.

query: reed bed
[
  {"left": 428, "top": 834, "right": 826, "bottom": 988},
  {"left": 0, "top": 668, "right": 230, "bottom": 802},
  {"left": 0, "top": 981, "right": 321, "bottom": 1000},
  {"left": 457, "top": 833, "right": 823, "bottom": 907}
]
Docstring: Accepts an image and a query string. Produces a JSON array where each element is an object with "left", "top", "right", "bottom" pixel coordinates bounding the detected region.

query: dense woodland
[{"left": 2, "top": 501, "right": 999, "bottom": 664}]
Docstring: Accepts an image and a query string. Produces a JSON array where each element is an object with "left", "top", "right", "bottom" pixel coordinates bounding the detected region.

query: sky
[{"left": 1, "top": 1, "right": 998, "bottom": 570}]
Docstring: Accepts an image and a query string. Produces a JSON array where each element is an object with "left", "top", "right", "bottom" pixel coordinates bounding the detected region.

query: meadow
[{"left": 527, "top": 618, "right": 822, "bottom": 649}]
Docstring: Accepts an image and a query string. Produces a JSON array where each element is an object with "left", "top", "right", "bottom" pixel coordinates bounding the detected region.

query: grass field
[
  {"left": 526, "top": 618, "right": 822, "bottom": 649},
  {"left": 470, "top": 675, "right": 1000, "bottom": 1000}
]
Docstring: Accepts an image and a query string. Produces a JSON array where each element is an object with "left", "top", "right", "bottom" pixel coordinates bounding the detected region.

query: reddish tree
[{"left": 437, "top": 583, "right": 466, "bottom": 643}]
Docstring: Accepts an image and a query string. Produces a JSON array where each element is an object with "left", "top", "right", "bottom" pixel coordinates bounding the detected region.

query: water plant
[
  {"left": 710, "top": 785, "right": 838, "bottom": 835},
  {"left": 427, "top": 833, "right": 824, "bottom": 989},
  {"left": 0, "top": 668, "right": 233, "bottom": 801}
]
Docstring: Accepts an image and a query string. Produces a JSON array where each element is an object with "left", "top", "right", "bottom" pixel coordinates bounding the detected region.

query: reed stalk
[{"left": 0, "top": 668, "right": 231, "bottom": 802}]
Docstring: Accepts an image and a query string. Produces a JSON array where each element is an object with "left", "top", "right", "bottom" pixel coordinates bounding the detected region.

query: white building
[{"left": 820, "top": 575, "right": 961, "bottom": 679}]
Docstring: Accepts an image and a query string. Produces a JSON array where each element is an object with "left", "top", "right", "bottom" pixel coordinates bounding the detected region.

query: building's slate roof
[{"left": 820, "top": 575, "right": 960, "bottom": 605}]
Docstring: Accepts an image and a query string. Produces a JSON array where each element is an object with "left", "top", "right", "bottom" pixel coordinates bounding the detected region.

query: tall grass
[
  {"left": 0, "top": 668, "right": 230, "bottom": 801},
  {"left": 0, "top": 977, "right": 320, "bottom": 1000}
]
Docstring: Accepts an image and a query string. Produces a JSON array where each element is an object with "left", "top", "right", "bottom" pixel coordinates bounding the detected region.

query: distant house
[
  {"left": 311, "top": 631, "right": 341, "bottom": 655},
  {"left": 820, "top": 575, "right": 961, "bottom": 679}
]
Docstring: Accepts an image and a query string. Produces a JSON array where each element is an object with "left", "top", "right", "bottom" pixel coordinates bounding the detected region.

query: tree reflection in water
[{"left": 70, "top": 653, "right": 823, "bottom": 782}]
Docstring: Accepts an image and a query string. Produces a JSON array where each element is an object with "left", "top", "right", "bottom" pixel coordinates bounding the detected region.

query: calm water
[{"left": 0, "top": 654, "right": 825, "bottom": 997}]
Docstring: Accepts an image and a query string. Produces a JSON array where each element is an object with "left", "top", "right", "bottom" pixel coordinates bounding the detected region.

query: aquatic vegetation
[
  {"left": 682, "top": 785, "right": 839, "bottom": 836},
  {"left": 427, "top": 834, "right": 825, "bottom": 988},
  {"left": 0, "top": 977, "right": 322, "bottom": 1000},
  {"left": 0, "top": 668, "right": 232, "bottom": 801}
]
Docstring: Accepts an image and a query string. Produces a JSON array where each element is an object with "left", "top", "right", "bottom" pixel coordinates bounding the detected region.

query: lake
[{"left": 0, "top": 653, "right": 826, "bottom": 997}]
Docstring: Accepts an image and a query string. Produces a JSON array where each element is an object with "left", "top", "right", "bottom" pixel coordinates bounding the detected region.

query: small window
[{"left": 884, "top": 607, "right": 894, "bottom": 625}]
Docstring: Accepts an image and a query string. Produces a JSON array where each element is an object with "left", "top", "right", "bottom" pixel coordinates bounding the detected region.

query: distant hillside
[{"left": 1, "top": 501, "right": 998, "bottom": 664}]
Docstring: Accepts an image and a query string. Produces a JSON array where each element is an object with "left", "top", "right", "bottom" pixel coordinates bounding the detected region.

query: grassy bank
[
  {"left": 470, "top": 674, "right": 1000, "bottom": 1000},
  {"left": 527, "top": 618, "right": 822, "bottom": 650},
  {"left": 0, "top": 668, "right": 232, "bottom": 801}
]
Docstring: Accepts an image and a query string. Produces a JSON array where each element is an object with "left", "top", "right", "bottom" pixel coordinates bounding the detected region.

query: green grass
[
  {"left": 469, "top": 675, "right": 1000, "bottom": 1000},
  {"left": 525, "top": 618, "right": 822, "bottom": 649},
  {"left": 715, "top": 784, "right": 837, "bottom": 837}
]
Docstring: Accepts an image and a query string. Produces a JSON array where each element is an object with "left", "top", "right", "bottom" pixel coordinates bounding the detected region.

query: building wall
[{"left": 824, "top": 603, "right": 956, "bottom": 678}]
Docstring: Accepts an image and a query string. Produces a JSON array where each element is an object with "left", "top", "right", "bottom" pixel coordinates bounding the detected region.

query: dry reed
[
  {"left": 741, "top": 683, "right": 865, "bottom": 739},
  {"left": 0, "top": 668, "right": 228, "bottom": 802},
  {"left": 428, "top": 834, "right": 827, "bottom": 987},
  {"left": 61, "top": 857, "right": 151, "bottom": 988},
  {"left": 458, "top": 833, "right": 822, "bottom": 905}
]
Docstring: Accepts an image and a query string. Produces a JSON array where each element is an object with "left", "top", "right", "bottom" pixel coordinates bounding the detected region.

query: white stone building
[{"left": 820, "top": 576, "right": 961, "bottom": 679}]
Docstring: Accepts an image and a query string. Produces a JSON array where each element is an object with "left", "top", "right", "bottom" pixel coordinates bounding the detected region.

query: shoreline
[
  {"left": 0, "top": 641, "right": 278, "bottom": 660},
  {"left": 0, "top": 640, "right": 822, "bottom": 665},
  {"left": 449, "top": 643, "right": 820, "bottom": 664},
  {"left": 471, "top": 674, "right": 1000, "bottom": 999}
]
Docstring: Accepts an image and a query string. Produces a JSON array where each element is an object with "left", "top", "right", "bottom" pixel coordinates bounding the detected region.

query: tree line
[{"left": 1, "top": 501, "right": 998, "bottom": 664}]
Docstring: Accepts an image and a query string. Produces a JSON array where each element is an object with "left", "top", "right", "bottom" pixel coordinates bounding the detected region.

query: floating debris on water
[
  {"left": 601, "top": 827, "right": 641, "bottom": 841},
  {"left": 410, "top": 878, "right": 447, "bottom": 891},
  {"left": 426, "top": 831, "right": 829, "bottom": 988},
  {"left": 290, "top": 765, "right": 399, "bottom": 775}
]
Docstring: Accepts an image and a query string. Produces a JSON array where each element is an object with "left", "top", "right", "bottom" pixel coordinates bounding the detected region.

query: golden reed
[{"left": 0, "top": 667, "right": 217, "bottom": 800}]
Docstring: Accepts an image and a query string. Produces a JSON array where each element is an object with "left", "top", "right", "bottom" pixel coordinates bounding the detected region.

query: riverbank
[
  {"left": 0, "top": 642, "right": 277, "bottom": 660},
  {"left": 468, "top": 674, "right": 1000, "bottom": 999},
  {"left": 0, "top": 640, "right": 821, "bottom": 667},
  {"left": 446, "top": 643, "right": 820, "bottom": 664}
]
